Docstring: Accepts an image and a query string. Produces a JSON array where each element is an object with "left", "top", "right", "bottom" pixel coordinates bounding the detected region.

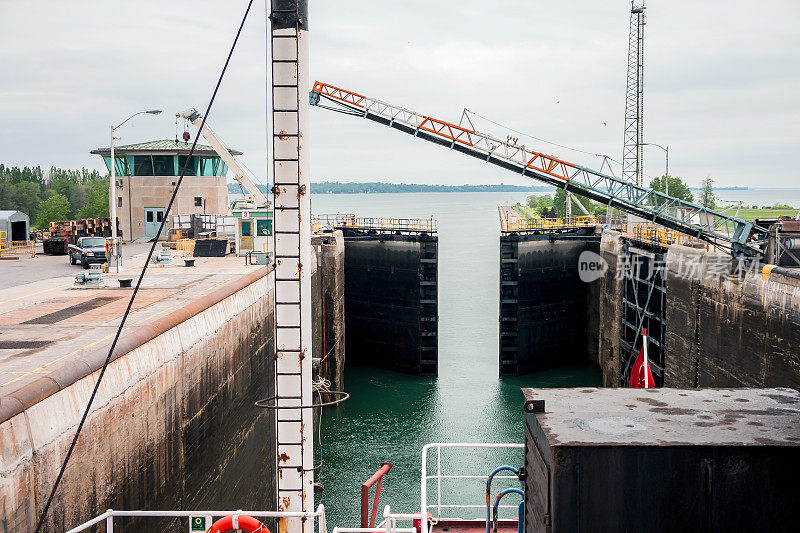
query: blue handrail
[
  {"left": 492, "top": 488, "right": 525, "bottom": 533},
  {"left": 485, "top": 466, "right": 522, "bottom": 533}
]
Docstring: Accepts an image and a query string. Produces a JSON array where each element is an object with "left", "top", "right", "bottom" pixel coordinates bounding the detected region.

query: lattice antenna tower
[{"left": 622, "top": 2, "right": 646, "bottom": 186}]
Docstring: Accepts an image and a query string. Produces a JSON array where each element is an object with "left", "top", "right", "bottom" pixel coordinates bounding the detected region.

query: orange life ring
[{"left": 207, "top": 514, "right": 269, "bottom": 533}]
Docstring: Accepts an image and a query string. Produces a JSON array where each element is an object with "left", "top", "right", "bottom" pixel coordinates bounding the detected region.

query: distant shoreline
[
  {"left": 222, "top": 182, "right": 800, "bottom": 195},
  {"left": 228, "top": 182, "right": 552, "bottom": 194}
]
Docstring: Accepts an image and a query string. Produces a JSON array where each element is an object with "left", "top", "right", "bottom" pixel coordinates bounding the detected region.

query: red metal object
[
  {"left": 417, "top": 116, "right": 475, "bottom": 146},
  {"left": 312, "top": 81, "right": 367, "bottom": 108},
  {"left": 311, "top": 81, "right": 576, "bottom": 183},
  {"left": 361, "top": 462, "right": 393, "bottom": 528}
]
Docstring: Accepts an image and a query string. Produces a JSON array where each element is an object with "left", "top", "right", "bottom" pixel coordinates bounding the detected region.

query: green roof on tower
[{"left": 90, "top": 139, "right": 242, "bottom": 156}]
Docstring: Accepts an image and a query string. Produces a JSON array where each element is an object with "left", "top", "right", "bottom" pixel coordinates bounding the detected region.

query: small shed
[{"left": 0, "top": 211, "right": 30, "bottom": 243}]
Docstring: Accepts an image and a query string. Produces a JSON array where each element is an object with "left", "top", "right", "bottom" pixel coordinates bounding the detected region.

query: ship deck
[{"left": 433, "top": 520, "right": 519, "bottom": 533}]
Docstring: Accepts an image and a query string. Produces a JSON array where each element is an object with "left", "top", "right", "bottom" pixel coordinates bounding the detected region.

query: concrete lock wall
[
  {"left": 664, "top": 246, "right": 800, "bottom": 390},
  {"left": 596, "top": 232, "right": 800, "bottom": 390},
  {"left": 597, "top": 230, "right": 625, "bottom": 386},
  {"left": 0, "top": 268, "right": 276, "bottom": 532},
  {"left": 312, "top": 230, "right": 346, "bottom": 392},
  {"left": 342, "top": 232, "right": 438, "bottom": 376}
]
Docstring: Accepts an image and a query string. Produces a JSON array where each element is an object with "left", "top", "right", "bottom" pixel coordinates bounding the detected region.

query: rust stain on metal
[
  {"left": 278, "top": 130, "right": 290, "bottom": 141},
  {"left": 764, "top": 393, "right": 799, "bottom": 405},
  {"left": 279, "top": 451, "right": 290, "bottom": 463},
  {"left": 638, "top": 397, "right": 669, "bottom": 407},
  {"left": 650, "top": 407, "right": 697, "bottom": 415}
]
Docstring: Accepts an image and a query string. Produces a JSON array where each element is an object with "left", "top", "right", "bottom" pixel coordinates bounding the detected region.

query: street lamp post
[
  {"left": 109, "top": 110, "right": 161, "bottom": 273},
  {"left": 643, "top": 142, "right": 669, "bottom": 195}
]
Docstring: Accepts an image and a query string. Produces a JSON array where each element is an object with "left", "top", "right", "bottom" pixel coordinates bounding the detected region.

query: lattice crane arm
[
  {"left": 309, "top": 82, "right": 767, "bottom": 258},
  {"left": 180, "top": 108, "right": 270, "bottom": 209}
]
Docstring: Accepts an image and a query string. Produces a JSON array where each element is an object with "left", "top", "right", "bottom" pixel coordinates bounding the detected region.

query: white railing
[
  {"left": 66, "top": 505, "right": 327, "bottom": 533},
  {"left": 334, "top": 507, "right": 418, "bottom": 533},
  {"left": 420, "top": 443, "right": 524, "bottom": 527},
  {"left": 65, "top": 443, "right": 525, "bottom": 533}
]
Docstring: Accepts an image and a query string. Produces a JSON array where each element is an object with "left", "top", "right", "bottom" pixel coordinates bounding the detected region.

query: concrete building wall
[
  {"left": 0, "top": 269, "right": 275, "bottom": 532},
  {"left": 119, "top": 175, "right": 228, "bottom": 241}
]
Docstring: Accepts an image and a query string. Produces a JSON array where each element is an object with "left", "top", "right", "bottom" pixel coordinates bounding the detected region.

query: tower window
[
  {"left": 117, "top": 197, "right": 123, "bottom": 208},
  {"left": 194, "top": 197, "right": 203, "bottom": 207}
]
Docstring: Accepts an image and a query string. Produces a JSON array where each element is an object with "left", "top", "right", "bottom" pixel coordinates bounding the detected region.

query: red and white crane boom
[{"left": 309, "top": 82, "right": 767, "bottom": 258}]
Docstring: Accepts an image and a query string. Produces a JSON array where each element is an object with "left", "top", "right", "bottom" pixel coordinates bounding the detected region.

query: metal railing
[
  {"left": 175, "top": 238, "right": 196, "bottom": 255},
  {"left": 362, "top": 463, "right": 393, "bottom": 528},
  {"left": 334, "top": 507, "right": 420, "bottom": 533},
  {"left": 66, "top": 505, "right": 328, "bottom": 533},
  {"left": 621, "top": 222, "right": 694, "bottom": 248},
  {"left": 595, "top": 215, "right": 627, "bottom": 229},
  {"left": 313, "top": 213, "right": 355, "bottom": 226},
  {"left": 335, "top": 216, "right": 438, "bottom": 233},
  {"left": 0, "top": 240, "right": 36, "bottom": 257},
  {"left": 421, "top": 443, "right": 524, "bottom": 528},
  {"left": 500, "top": 214, "right": 597, "bottom": 233}
]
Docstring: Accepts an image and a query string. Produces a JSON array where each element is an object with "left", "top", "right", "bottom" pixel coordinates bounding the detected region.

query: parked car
[{"left": 68, "top": 237, "right": 108, "bottom": 269}]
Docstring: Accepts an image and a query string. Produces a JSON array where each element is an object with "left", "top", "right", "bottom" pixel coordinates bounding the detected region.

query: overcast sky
[{"left": 0, "top": 0, "right": 798, "bottom": 188}]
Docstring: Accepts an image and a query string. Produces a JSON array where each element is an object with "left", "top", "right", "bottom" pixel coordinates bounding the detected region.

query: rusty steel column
[{"left": 270, "top": 2, "right": 314, "bottom": 533}]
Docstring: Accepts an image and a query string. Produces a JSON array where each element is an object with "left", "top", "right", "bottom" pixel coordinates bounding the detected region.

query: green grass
[
  {"left": 733, "top": 208, "right": 798, "bottom": 221},
  {"left": 513, "top": 204, "right": 538, "bottom": 220},
  {"left": 514, "top": 202, "right": 797, "bottom": 224}
]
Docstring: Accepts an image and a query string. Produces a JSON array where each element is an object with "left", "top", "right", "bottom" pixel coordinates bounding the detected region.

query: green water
[{"left": 310, "top": 192, "right": 603, "bottom": 525}]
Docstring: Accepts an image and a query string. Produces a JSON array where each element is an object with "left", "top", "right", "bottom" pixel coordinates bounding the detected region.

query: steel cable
[
  {"left": 33, "top": 1, "right": 255, "bottom": 530},
  {"left": 463, "top": 108, "right": 620, "bottom": 162}
]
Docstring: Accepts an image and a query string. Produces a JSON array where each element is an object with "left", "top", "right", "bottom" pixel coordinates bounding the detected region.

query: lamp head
[{"left": 146, "top": 110, "right": 162, "bottom": 115}]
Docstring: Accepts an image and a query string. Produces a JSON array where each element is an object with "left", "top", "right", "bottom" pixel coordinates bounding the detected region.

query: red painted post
[{"left": 361, "top": 462, "right": 393, "bottom": 528}]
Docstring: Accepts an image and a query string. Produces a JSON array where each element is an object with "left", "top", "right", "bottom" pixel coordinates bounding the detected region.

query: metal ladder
[
  {"left": 269, "top": 2, "right": 314, "bottom": 532},
  {"left": 418, "top": 237, "right": 438, "bottom": 376},
  {"left": 499, "top": 237, "right": 519, "bottom": 376}
]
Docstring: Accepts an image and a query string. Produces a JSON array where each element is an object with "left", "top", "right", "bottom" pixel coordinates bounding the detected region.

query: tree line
[
  {"left": 522, "top": 175, "right": 697, "bottom": 217},
  {"left": 0, "top": 164, "right": 110, "bottom": 229}
]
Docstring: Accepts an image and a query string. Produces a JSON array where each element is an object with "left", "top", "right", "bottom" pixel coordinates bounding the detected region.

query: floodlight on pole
[{"left": 109, "top": 109, "right": 162, "bottom": 273}]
